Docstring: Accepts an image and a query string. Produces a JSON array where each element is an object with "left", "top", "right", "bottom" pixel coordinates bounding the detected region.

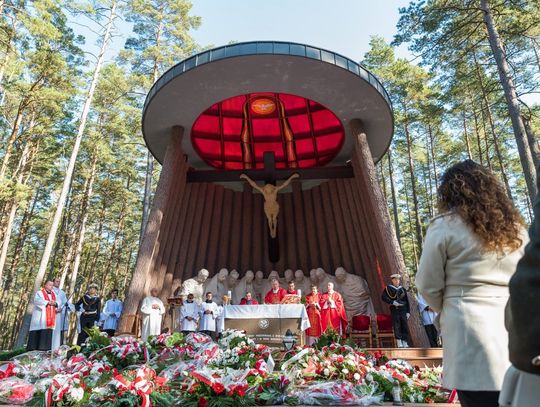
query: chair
[
  {"left": 375, "top": 314, "right": 396, "bottom": 347},
  {"left": 350, "top": 314, "right": 372, "bottom": 347},
  {"left": 115, "top": 314, "right": 141, "bottom": 337}
]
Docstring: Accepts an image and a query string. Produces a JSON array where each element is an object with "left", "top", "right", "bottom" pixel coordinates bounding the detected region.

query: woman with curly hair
[{"left": 416, "top": 160, "right": 528, "bottom": 407}]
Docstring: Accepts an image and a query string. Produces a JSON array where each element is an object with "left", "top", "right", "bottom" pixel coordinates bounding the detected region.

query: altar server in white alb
[
  {"left": 51, "top": 277, "right": 68, "bottom": 350},
  {"left": 199, "top": 292, "right": 218, "bottom": 338},
  {"left": 27, "top": 280, "right": 58, "bottom": 351},
  {"left": 100, "top": 289, "right": 123, "bottom": 336},
  {"left": 180, "top": 293, "right": 199, "bottom": 334},
  {"left": 215, "top": 294, "right": 230, "bottom": 338},
  {"left": 140, "top": 288, "right": 165, "bottom": 341}
]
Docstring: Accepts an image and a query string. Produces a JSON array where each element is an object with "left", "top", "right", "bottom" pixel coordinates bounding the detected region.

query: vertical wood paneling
[
  {"left": 311, "top": 187, "right": 331, "bottom": 272},
  {"left": 283, "top": 192, "right": 296, "bottom": 270},
  {"left": 184, "top": 183, "right": 209, "bottom": 275},
  {"left": 205, "top": 187, "right": 224, "bottom": 273},
  {"left": 217, "top": 189, "right": 234, "bottom": 268},
  {"left": 228, "top": 190, "right": 243, "bottom": 269},
  {"left": 192, "top": 183, "right": 216, "bottom": 271},
  {"left": 320, "top": 182, "right": 341, "bottom": 271},
  {"left": 252, "top": 194, "right": 263, "bottom": 271},
  {"left": 302, "top": 187, "right": 320, "bottom": 269},
  {"left": 292, "top": 182, "right": 308, "bottom": 271},
  {"left": 240, "top": 187, "right": 253, "bottom": 271},
  {"left": 328, "top": 180, "right": 353, "bottom": 272}
]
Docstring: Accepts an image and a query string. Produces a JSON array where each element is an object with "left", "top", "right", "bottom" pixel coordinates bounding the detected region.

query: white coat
[
  {"left": 199, "top": 301, "right": 218, "bottom": 332},
  {"left": 140, "top": 296, "right": 165, "bottom": 341},
  {"left": 30, "top": 290, "right": 57, "bottom": 331},
  {"left": 416, "top": 293, "right": 437, "bottom": 326},
  {"left": 101, "top": 299, "right": 123, "bottom": 331},
  {"left": 179, "top": 301, "right": 199, "bottom": 332},
  {"left": 51, "top": 287, "right": 68, "bottom": 350},
  {"left": 416, "top": 213, "right": 528, "bottom": 391}
]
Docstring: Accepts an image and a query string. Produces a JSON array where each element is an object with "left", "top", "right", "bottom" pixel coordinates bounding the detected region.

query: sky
[{"left": 89, "top": 0, "right": 413, "bottom": 65}]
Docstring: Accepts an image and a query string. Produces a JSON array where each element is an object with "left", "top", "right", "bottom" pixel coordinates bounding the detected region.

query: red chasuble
[
  {"left": 41, "top": 289, "right": 57, "bottom": 329},
  {"left": 305, "top": 292, "right": 322, "bottom": 337},
  {"left": 264, "top": 287, "right": 287, "bottom": 304},
  {"left": 239, "top": 298, "right": 259, "bottom": 305},
  {"left": 319, "top": 291, "right": 348, "bottom": 335}
]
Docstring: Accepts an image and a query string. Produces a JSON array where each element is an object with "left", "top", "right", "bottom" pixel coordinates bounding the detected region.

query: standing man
[
  {"left": 320, "top": 282, "right": 348, "bottom": 335},
  {"left": 305, "top": 285, "right": 322, "bottom": 345},
  {"left": 75, "top": 283, "right": 101, "bottom": 345},
  {"left": 381, "top": 274, "right": 411, "bottom": 348},
  {"left": 100, "top": 289, "right": 123, "bottom": 337},
  {"left": 179, "top": 293, "right": 199, "bottom": 335},
  {"left": 52, "top": 277, "right": 68, "bottom": 350},
  {"left": 27, "top": 280, "right": 58, "bottom": 351},
  {"left": 239, "top": 291, "right": 259, "bottom": 305},
  {"left": 215, "top": 294, "right": 230, "bottom": 338},
  {"left": 264, "top": 278, "right": 287, "bottom": 304},
  {"left": 417, "top": 293, "right": 438, "bottom": 347},
  {"left": 140, "top": 288, "right": 165, "bottom": 341},
  {"left": 199, "top": 292, "right": 218, "bottom": 338}
]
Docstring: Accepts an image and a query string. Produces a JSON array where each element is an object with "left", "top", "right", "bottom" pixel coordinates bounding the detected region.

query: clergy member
[
  {"left": 199, "top": 292, "right": 218, "bottom": 338},
  {"left": 287, "top": 280, "right": 298, "bottom": 295},
  {"left": 140, "top": 288, "right": 165, "bottom": 341},
  {"left": 75, "top": 283, "right": 101, "bottom": 345},
  {"left": 320, "top": 282, "right": 348, "bottom": 335},
  {"left": 264, "top": 278, "right": 287, "bottom": 304},
  {"left": 239, "top": 291, "right": 259, "bottom": 305},
  {"left": 100, "top": 289, "right": 123, "bottom": 337},
  {"left": 179, "top": 293, "right": 199, "bottom": 334},
  {"left": 27, "top": 280, "right": 58, "bottom": 351},
  {"left": 52, "top": 277, "right": 68, "bottom": 350},
  {"left": 381, "top": 273, "right": 411, "bottom": 348},
  {"left": 305, "top": 285, "right": 322, "bottom": 345},
  {"left": 215, "top": 294, "right": 230, "bottom": 338}
]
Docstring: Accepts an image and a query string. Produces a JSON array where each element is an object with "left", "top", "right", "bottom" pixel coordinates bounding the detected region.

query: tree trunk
[
  {"left": 139, "top": 151, "right": 153, "bottom": 245},
  {"left": 523, "top": 116, "right": 540, "bottom": 169},
  {"left": 481, "top": 0, "right": 537, "bottom": 201},
  {"left": 387, "top": 149, "right": 401, "bottom": 248},
  {"left": 15, "top": 1, "right": 118, "bottom": 347},
  {"left": 473, "top": 109, "right": 484, "bottom": 165},
  {"left": 463, "top": 116, "right": 472, "bottom": 159},
  {"left": 0, "top": 104, "right": 23, "bottom": 179}
]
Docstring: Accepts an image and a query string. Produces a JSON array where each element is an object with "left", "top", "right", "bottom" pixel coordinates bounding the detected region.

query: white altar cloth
[{"left": 223, "top": 304, "right": 311, "bottom": 331}]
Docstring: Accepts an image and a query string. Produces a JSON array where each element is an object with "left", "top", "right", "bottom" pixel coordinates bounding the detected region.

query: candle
[
  {"left": 297, "top": 289, "right": 302, "bottom": 298},
  {"left": 227, "top": 290, "right": 232, "bottom": 299}
]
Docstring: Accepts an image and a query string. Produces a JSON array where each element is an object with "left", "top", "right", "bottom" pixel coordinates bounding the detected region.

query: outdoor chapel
[{"left": 1, "top": 1, "right": 539, "bottom": 407}]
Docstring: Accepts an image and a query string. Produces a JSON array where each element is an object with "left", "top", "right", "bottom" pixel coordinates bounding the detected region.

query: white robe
[
  {"left": 199, "top": 301, "right": 218, "bottom": 332},
  {"left": 101, "top": 299, "right": 123, "bottom": 330},
  {"left": 51, "top": 287, "right": 68, "bottom": 350},
  {"left": 140, "top": 296, "right": 165, "bottom": 341},
  {"left": 215, "top": 305, "right": 226, "bottom": 333},
  {"left": 179, "top": 301, "right": 199, "bottom": 332},
  {"left": 30, "top": 290, "right": 56, "bottom": 331}
]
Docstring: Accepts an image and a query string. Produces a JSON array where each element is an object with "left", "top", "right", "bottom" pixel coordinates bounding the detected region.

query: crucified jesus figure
[{"left": 240, "top": 173, "right": 300, "bottom": 238}]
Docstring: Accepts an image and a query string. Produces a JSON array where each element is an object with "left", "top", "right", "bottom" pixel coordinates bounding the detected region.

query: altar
[{"left": 224, "top": 304, "right": 310, "bottom": 347}]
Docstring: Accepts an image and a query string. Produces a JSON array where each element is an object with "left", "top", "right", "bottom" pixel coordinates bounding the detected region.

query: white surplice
[
  {"left": 198, "top": 301, "right": 218, "bottom": 332},
  {"left": 51, "top": 287, "right": 68, "bottom": 350},
  {"left": 140, "top": 296, "right": 165, "bottom": 341},
  {"left": 30, "top": 290, "right": 56, "bottom": 331},
  {"left": 101, "top": 299, "right": 123, "bottom": 331},
  {"left": 179, "top": 301, "right": 199, "bottom": 332}
]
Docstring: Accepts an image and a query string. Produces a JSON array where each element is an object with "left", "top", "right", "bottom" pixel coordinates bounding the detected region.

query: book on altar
[{"left": 281, "top": 294, "right": 300, "bottom": 304}]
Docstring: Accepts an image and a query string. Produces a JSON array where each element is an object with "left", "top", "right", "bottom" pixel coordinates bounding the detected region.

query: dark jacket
[
  {"left": 381, "top": 285, "right": 410, "bottom": 313},
  {"left": 507, "top": 171, "right": 540, "bottom": 375}
]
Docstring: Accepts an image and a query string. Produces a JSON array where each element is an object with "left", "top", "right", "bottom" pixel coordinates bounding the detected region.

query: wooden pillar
[
  {"left": 350, "top": 119, "right": 429, "bottom": 347},
  {"left": 118, "top": 126, "right": 185, "bottom": 333}
]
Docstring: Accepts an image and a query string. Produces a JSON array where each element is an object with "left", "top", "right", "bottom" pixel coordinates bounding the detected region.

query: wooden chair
[
  {"left": 349, "top": 314, "right": 372, "bottom": 347},
  {"left": 115, "top": 314, "right": 141, "bottom": 338},
  {"left": 375, "top": 314, "right": 396, "bottom": 347}
]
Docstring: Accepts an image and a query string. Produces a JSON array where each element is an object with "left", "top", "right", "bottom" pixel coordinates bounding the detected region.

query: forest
[{"left": 0, "top": 0, "right": 538, "bottom": 350}]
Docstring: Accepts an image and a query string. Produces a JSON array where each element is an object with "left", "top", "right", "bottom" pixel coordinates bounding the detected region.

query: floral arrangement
[{"left": 0, "top": 328, "right": 452, "bottom": 406}]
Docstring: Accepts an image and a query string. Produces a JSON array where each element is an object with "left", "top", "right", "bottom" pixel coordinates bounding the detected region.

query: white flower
[
  {"left": 69, "top": 387, "right": 85, "bottom": 402},
  {"left": 366, "top": 373, "right": 373, "bottom": 382},
  {"left": 354, "top": 373, "right": 361, "bottom": 381},
  {"left": 342, "top": 368, "right": 349, "bottom": 375},
  {"left": 323, "top": 368, "right": 330, "bottom": 376}
]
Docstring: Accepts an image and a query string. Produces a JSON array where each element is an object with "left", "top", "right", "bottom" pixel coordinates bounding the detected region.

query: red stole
[
  {"left": 264, "top": 287, "right": 286, "bottom": 304},
  {"left": 305, "top": 292, "right": 322, "bottom": 337},
  {"left": 41, "top": 289, "right": 57, "bottom": 329},
  {"left": 319, "top": 291, "right": 348, "bottom": 335}
]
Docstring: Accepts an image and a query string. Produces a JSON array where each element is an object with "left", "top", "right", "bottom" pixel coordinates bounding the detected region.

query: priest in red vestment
[
  {"left": 239, "top": 291, "right": 259, "bottom": 305},
  {"left": 286, "top": 281, "right": 298, "bottom": 295},
  {"left": 305, "top": 285, "right": 322, "bottom": 345},
  {"left": 320, "top": 282, "right": 348, "bottom": 335},
  {"left": 264, "top": 278, "right": 287, "bottom": 304}
]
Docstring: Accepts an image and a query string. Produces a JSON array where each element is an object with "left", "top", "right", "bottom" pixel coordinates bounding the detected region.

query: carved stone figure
[
  {"left": 334, "top": 267, "right": 375, "bottom": 322},
  {"left": 240, "top": 173, "right": 300, "bottom": 238},
  {"left": 315, "top": 267, "right": 336, "bottom": 293},
  {"left": 283, "top": 269, "right": 294, "bottom": 286},
  {"left": 252, "top": 271, "right": 266, "bottom": 304},
  {"left": 179, "top": 268, "right": 210, "bottom": 304},
  {"left": 204, "top": 268, "right": 229, "bottom": 305},
  {"left": 294, "top": 269, "right": 311, "bottom": 297}
]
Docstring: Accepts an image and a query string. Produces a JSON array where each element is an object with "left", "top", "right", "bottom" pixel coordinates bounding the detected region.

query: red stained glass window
[{"left": 191, "top": 93, "right": 344, "bottom": 170}]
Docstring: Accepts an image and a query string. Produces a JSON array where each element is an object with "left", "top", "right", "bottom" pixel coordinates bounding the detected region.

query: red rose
[
  {"left": 198, "top": 396, "right": 208, "bottom": 407},
  {"left": 211, "top": 382, "right": 225, "bottom": 394}
]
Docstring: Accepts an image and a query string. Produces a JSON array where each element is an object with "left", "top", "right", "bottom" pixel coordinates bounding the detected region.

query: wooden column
[
  {"left": 350, "top": 119, "right": 429, "bottom": 347},
  {"left": 118, "top": 126, "right": 185, "bottom": 333}
]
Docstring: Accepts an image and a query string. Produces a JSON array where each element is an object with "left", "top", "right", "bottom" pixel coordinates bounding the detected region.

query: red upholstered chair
[
  {"left": 350, "top": 314, "right": 372, "bottom": 348},
  {"left": 375, "top": 314, "right": 396, "bottom": 348}
]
